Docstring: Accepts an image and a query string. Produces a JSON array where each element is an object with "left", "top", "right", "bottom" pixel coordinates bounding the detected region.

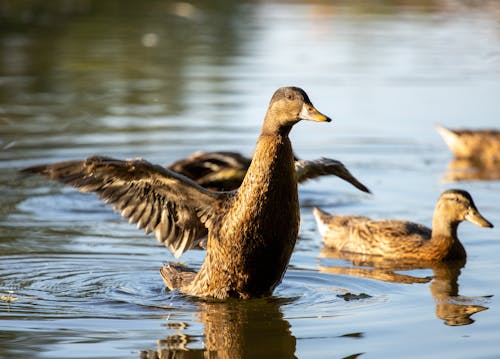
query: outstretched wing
[
  {"left": 20, "top": 156, "right": 225, "bottom": 257},
  {"left": 295, "top": 158, "right": 371, "bottom": 193}
]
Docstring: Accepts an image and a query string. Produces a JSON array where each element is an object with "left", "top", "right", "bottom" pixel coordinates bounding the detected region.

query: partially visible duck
[
  {"left": 168, "top": 151, "right": 250, "bottom": 191},
  {"left": 314, "top": 189, "right": 493, "bottom": 261},
  {"left": 21, "top": 86, "right": 332, "bottom": 299},
  {"left": 168, "top": 151, "right": 370, "bottom": 193},
  {"left": 436, "top": 125, "right": 500, "bottom": 165}
]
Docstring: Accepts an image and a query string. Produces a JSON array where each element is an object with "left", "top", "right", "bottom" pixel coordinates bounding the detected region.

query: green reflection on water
[{"left": 0, "top": 0, "right": 250, "bottom": 136}]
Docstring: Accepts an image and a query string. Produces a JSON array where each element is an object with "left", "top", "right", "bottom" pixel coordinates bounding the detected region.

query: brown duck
[
  {"left": 313, "top": 189, "right": 493, "bottom": 261},
  {"left": 436, "top": 125, "right": 500, "bottom": 165},
  {"left": 168, "top": 150, "right": 370, "bottom": 193},
  {"left": 21, "top": 86, "right": 332, "bottom": 299}
]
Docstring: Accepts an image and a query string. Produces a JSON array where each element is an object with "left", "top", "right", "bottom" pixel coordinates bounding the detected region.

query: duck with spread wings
[{"left": 21, "top": 86, "right": 335, "bottom": 299}]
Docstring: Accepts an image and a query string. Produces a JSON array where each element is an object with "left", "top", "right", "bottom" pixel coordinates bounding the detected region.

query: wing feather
[
  {"left": 20, "top": 155, "right": 225, "bottom": 257},
  {"left": 295, "top": 158, "right": 371, "bottom": 193}
]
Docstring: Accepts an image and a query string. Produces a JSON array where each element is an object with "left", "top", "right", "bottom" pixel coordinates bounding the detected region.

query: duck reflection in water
[
  {"left": 436, "top": 125, "right": 500, "bottom": 182},
  {"left": 441, "top": 158, "right": 500, "bottom": 182},
  {"left": 139, "top": 298, "right": 297, "bottom": 359},
  {"left": 319, "top": 249, "right": 489, "bottom": 326}
]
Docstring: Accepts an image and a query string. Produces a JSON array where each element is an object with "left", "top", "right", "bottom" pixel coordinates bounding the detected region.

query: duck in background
[
  {"left": 436, "top": 125, "right": 500, "bottom": 165},
  {"left": 168, "top": 151, "right": 370, "bottom": 193},
  {"left": 313, "top": 189, "right": 493, "bottom": 261},
  {"left": 436, "top": 125, "right": 500, "bottom": 181}
]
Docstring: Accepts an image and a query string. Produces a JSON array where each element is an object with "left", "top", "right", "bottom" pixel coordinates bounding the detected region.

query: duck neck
[
  {"left": 250, "top": 131, "right": 294, "bottom": 179},
  {"left": 239, "top": 125, "right": 296, "bottom": 195},
  {"left": 260, "top": 112, "right": 295, "bottom": 137},
  {"left": 430, "top": 206, "right": 460, "bottom": 255}
]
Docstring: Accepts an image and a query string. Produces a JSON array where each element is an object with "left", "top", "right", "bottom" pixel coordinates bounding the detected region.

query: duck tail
[
  {"left": 160, "top": 263, "right": 196, "bottom": 291},
  {"left": 435, "top": 125, "right": 459, "bottom": 153},
  {"left": 313, "top": 207, "right": 334, "bottom": 237}
]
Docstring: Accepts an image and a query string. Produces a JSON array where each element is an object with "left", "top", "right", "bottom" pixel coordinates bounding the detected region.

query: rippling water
[{"left": 1, "top": 1, "right": 500, "bottom": 358}]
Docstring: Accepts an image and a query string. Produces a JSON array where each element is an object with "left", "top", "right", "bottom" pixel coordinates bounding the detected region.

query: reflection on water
[
  {"left": 140, "top": 298, "right": 297, "bottom": 359},
  {"left": 0, "top": 0, "right": 253, "bottom": 165},
  {"left": 442, "top": 159, "right": 500, "bottom": 182},
  {"left": 320, "top": 248, "right": 490, "bottom": 326}
]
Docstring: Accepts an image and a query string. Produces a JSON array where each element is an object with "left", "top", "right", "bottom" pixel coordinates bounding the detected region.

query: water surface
[{"left": 1, "top": 1, "right": 500, "bottom": 358}]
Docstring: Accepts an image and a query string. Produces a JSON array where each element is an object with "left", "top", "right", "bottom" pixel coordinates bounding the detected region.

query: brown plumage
[
  {"left": 21, "top": 86, "right": 332, "bottom": 299},
  {"left": 168, "top": 151, "right": 370, "bottom": 193},
  {"left": 436, "top": 125, "right": 500, "bottom": 165},
  {"left": 314, "top": 189, "right": 493, "bottom": 261},
  {"left": 168, "top": 154, "right": 370, "bottom": 251},
  {"left": 168, "top": 151, "right": 251, "bottom": 191}
]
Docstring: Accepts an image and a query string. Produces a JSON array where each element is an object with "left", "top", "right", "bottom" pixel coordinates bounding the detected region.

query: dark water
[{"left": 1, "top": 1, "right": 500, "bottom": 358}]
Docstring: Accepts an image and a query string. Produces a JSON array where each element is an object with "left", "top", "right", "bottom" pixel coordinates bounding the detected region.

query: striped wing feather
[
  {"left": 295, "top": 158, "right": 370, "bottom": 193},
  {"left": 21, "top": 156, "right": 224, "bottom": 257}
]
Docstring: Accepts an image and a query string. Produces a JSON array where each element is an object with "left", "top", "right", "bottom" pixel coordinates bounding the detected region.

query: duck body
[
  {"left": 314, "top": 190, "right": 493, "bottom": 261},
  {"left": 436, "top": 125, "right": 500, "bottom": 165},
  {"left": 21, "top": 86, "right": 331, "bottom": 299},
  {"left": 168, "top": 151, "right": 251, "bottom": 191},
  {"left": 184, "top": 134, "right": 299, "bottom": 298}
]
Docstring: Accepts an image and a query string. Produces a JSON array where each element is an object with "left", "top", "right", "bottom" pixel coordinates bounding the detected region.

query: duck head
[
  {"left": 261, "top": 87, "right": 331, "bottom": 135},
  {"left": 437, "top": 189, "right": 493, "bottom": 228}
]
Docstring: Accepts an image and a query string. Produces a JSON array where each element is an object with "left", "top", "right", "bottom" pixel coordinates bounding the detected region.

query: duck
[
  {"left": 436, "top": 125, "right": 500, "bottom": 165},
  {"left": 313, "top": 189, "right": 493, "bottom": 261},
  {"left": 168, "top": 151, "right": 250, "bottom": 191},
  {"left": 21, "top": 86, "right": 332, "bottom": 299},
  {"left": 168, "top": 151, "right": 370, "bottom": 193}
]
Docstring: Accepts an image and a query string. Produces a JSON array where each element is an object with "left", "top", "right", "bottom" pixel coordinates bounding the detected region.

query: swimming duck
[
  {"left": 313, "top": 189, "right": 493, "bottom": 261},
  {"left": 168, "top": 151, "right": 370, "bottom": 193},
  {"left": 21, "top": 86, "right": 332, "bottom": 299},
  {"left": 436, "top": 125, "right": 500, "bottom": 165}
]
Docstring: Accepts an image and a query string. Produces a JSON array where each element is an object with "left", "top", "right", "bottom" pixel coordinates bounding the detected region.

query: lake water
[{"left": 1, "top": 1, "right": 500, "bottom": 358}]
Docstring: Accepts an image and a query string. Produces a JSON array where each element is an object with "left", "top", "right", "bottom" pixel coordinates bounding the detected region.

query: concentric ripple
[{"left": 0, "top": 253, "right": 174, "bottom": 320}]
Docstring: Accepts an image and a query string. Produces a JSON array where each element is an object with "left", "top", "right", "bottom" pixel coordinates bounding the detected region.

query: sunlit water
[{"left": 1, "top": 1, "right": 500, "bottom": 358}]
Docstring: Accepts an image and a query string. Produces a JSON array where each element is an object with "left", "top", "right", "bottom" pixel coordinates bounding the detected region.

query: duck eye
[{"left": 286, "top": 94, "right": 294, "bottom": 101}]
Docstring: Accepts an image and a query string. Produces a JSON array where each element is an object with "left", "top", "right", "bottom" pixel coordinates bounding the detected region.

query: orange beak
[{"left": 299, "top": 103, "right": 332, "bottom": 123}]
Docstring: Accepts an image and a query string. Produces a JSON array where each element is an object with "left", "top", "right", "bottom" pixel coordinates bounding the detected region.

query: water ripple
[
  {"left": 276, "top": 269, "right": 388, "bottom": 321},
  {"left": 0, "top": 254, "right": 172, "bottom": 320}
]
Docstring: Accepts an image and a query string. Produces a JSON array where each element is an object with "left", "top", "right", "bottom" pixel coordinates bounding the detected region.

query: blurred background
[{"left": 1, "top": 1, "right": 500, "bottom": 358}]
